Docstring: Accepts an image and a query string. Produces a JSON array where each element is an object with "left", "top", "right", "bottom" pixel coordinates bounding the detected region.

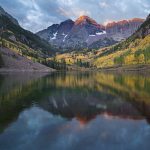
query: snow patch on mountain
[
  {"left": 63, "top": 34, "right": 68, "bottom": 42},
  {"left": 96, "top": 31, "right": 106, "bottom": 35},
  {"left": 51, "top": 32, "right": 58, "bottom": 40},
  {"left": 89, "top": 35, "right": 96, "bottom": 36},
  {"left": 89, "top": 31, "right": 106, "bottom": 37},
  {"left": 37, "top": 16, "right": 144, "bottom": 49}
]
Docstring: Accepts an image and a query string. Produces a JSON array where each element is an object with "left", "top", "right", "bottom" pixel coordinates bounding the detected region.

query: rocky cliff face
[
  {"left": 37, "top": 16, "right": 107, "bottom": 49},
  {"left": 106, "top": 18, "right": 145, "bottom": 41},
  {"left": 37, "top": 16, "right": 144, "bottom": 49},
  {"left": 37, "top": 19, "right": 74, "bottom": 48},
  {"left": 64, "top": 16, "right": 105, "bottom": 48}
]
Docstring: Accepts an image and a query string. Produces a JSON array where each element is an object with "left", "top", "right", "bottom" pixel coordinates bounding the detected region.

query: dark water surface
[{"left": 0, "top": 72, "right": 150, "bottom": 150}]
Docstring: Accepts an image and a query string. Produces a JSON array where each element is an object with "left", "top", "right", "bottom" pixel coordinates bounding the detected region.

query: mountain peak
[
  {"left": 37, "top": 16, "right": 145, "bottom": 49},
  {"left": 60, "top": 19, "right": 74, "bottom": 26},
  {"left": 78, "top": 15, "right": 91, "bottom": 20},
  {"left": 63, "top": 19, "right": 74, "bottom": 23},
  {"left": 75, "top": 15, "right": 98, "bottom": 25}
]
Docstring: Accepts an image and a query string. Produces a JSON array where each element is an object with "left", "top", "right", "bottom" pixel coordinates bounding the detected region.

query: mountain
[
  {"left": 0, "top": 14, "right": 54, "bottom": 55},
  {"left": 0, "top": 47, "right": 54, "bottom": 72},
  {"left": 93, "top": 14, "right": 150, "bottom": 69},
  {"left": 64, "top": 16, "right": 105, "bottom": 49},
  {"left": 0, "top": 6, "right": 19, "bottom": 26},
  {"left": 106, "top": 18, "right": 145, "bottom": 41},
  {"left": 52, "top": 14, "right": 150, "bottom": 70},
  {"left": 37, "top": 19, "right": 74, "bottom": 48},
  {"left": 88, "top": 38, "right": 117, "bottom": 49},
  {"left": 37, "top": 16, "right": 144, "bottom": 49},
  {"left": 0, "top": 6, "right": 54, "bottom": 71},
  {"left": 37, "top": 16, "right": 106, "bottom": 49}
]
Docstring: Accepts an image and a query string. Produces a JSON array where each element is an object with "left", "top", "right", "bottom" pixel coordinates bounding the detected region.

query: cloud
[
  {"left": 57, "top": 0, "right": 74, "bottom": 6},
  {"left": 58, "top": 7, "right": 91, "bottom": 19},
  {"left": 0, "top": 0, "right": 150, "bottom": 32},
  {"left": 58, "top": 7, "right": 71, "bottom": 18},
  {"left": 99, "top": 2, "right": 109, "bottom": 8}
]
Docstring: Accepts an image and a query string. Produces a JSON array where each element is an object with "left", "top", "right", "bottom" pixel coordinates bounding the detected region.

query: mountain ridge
[
  {"left": 50, "top": 13, "right": 150, "bottom": 71},
  {"left": 93, "top": 13, "right": 150, "bottom": 69},
  {"left": 0, "top": 6, "right": 19, "bottom": 26},
  {"left": 0, "top": 6, "right": 55, "bottom": 72},
  {"left": 37, "top": 16, "right": 144, "bottom": 49}
]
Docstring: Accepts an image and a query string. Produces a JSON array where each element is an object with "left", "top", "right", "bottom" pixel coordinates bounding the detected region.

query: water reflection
[{"left": 0, "top": 72, "right": 150, "bottom": 150}]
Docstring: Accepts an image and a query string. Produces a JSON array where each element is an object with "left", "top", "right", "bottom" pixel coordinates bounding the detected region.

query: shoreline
[
  {"left": 98, "top": 64, "right": 150, "bottom": 73},
  {"left": 0, "top": 64, "right": 150, "bottom": 74},
  {"left": 0, "top": 68, "right": 55, "bottom": 73}
]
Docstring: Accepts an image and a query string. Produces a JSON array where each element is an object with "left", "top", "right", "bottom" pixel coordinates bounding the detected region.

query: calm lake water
[{"left": 0, "top": 72, "right": 150, "bottom": 150}]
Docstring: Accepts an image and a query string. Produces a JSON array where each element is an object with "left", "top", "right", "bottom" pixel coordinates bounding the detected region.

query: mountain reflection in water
[{"left": 0, "top": 72, "right": 150, "bottom": 150}]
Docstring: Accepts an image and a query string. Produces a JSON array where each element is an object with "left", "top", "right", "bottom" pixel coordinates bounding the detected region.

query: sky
[{"left": 0, "top": 0, "right": 150, "bottom": 33}]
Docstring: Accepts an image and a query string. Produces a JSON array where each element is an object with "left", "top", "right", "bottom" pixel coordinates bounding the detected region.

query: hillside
[
  {"left": 0, "top": 6, "right": 19, "bottom": 25},
  {"left": 0, "top": 15, "right": 54, "bottom": 55},
  {"left": 48, "top": 14, "right": 150, "bottom": 71},
  {"left": 0, "top": 6, "right": 55, "bottom": 72},
  {"left": 0, "top": 47, "right": 54, "bottom": 72},
  {"left": 93, "top": 14, "right": 150, "bottom": 69}
]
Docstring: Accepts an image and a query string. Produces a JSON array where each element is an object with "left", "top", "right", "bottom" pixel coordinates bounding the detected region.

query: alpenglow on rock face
[
  {"left": 37, "top": 16, "right": 144, "bottom": 49},
  {"left": 106, "top": 18, "right": 145, "bottom": 41}
]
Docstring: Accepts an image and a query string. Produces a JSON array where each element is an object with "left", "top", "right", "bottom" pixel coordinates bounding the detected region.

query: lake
[{"left": 0, "top": 71, "right": 150, "bottom": 150}]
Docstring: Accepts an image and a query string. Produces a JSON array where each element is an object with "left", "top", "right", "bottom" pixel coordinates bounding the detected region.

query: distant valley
[
  {"left": 50, "top": 14, "right": 150, "bottom": 70},
  {"left": 0, "top": 5, "right": 150, "bottom": 71}
]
